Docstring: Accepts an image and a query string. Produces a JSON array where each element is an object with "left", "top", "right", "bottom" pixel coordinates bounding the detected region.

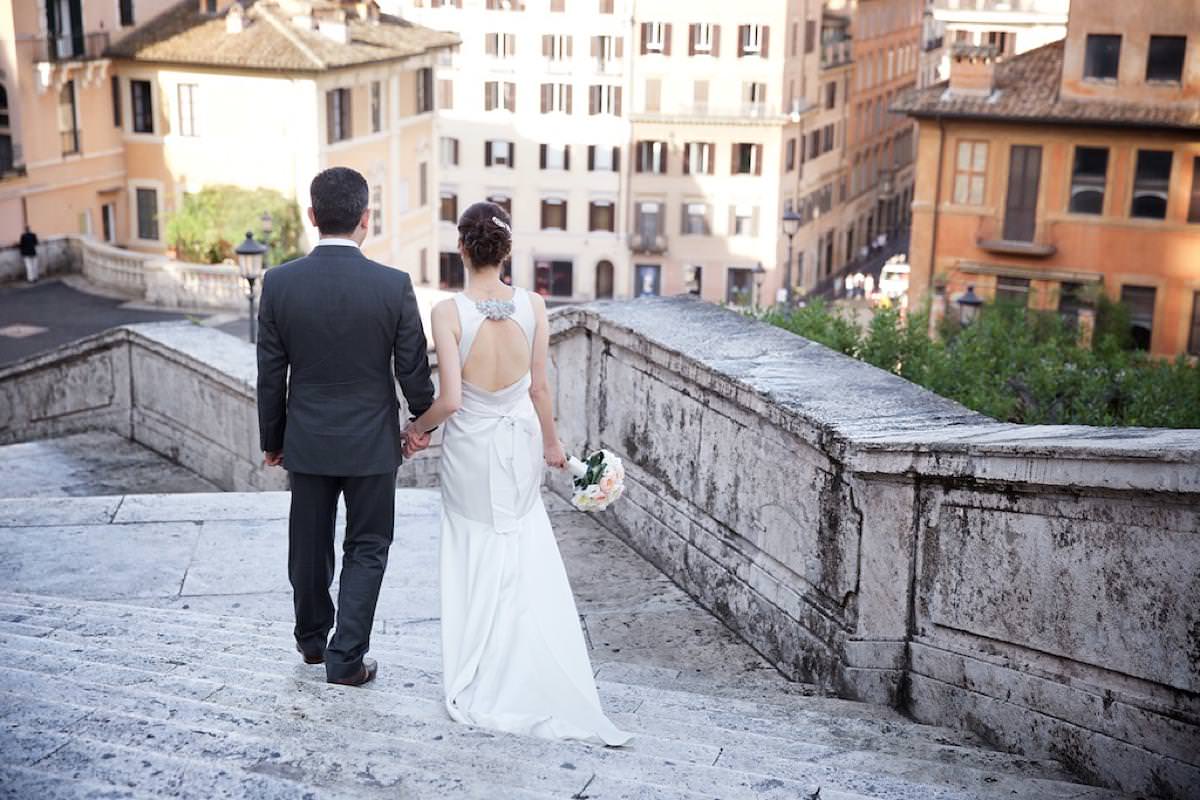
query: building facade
[
  {"left": 897, "top": 0, "right": 1200, "bottom": 358},
  {"left": 932, "top": 0, "right": 1067, "bottom": 75}
]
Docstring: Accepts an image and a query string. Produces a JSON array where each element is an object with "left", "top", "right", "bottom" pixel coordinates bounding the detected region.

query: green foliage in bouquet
[
  {"left": 165, "top": 185, "right": 303, "bottom": 267},
  {"left": 758, "top": 298, "right": 1200, "bottom": 429},
  {"left": 574, "top": 451, "right": 607, "bottom": 490}
]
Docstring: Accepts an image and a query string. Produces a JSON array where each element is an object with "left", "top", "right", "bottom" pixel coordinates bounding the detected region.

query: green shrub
[
  {"left": 757, "top": 300, "right": 1200, "bottom": 429},
  {"left": 165, "top": 185, "right": 303, "bottom": 267}
]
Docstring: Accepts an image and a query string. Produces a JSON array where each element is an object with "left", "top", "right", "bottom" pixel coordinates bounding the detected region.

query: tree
[{"left": 165, "top": 185, "right": 303, "bottom": 267}]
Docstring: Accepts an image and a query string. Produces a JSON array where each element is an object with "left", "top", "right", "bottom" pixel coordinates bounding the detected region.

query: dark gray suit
[{"left": 257, "top": 243, "right": 434, "bottom": 680}]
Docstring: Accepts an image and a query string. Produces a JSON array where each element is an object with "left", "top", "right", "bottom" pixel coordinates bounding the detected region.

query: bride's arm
[
  {"left": 410, "top": 301, "right": 462, "bottom": 435},
  {"left": 528, "top": 292, "right": 566, "bottom": 469}
]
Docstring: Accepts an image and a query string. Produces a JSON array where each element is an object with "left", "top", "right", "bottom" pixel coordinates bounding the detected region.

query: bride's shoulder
[
  {"left": 523, "top": 288, "right": 546, "bottom": 311},
  {"left": 432, "top": 297, "right": 460, "bottom": 323}
]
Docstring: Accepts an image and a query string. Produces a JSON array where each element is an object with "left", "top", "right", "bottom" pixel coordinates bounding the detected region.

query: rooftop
[
  {"left": 893, "top": 39, "right": 1200, "bottom": 132},
  {"left": 106, "top": 0, "right": 459, "bottom": 73}
]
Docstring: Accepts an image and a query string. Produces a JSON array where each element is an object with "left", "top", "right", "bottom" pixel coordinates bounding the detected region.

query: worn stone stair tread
[
  {"left": 0, "top": 599, "right": 1087, "bottom": 784},
  {"left": 0, "top": 610, "right": 1124, "bottom": 800},
  {"left": 0, "top": 763, "right": 162, "bottom": 800}
]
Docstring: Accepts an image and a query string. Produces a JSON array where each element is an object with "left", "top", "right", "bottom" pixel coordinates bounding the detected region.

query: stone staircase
[{"left": 0, "top": 591, "right": 1133, "bottom": 800}]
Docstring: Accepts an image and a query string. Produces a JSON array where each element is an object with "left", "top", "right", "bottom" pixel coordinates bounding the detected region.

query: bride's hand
[{"left": 543, "top": 440, "right": 567, "bottom": 469}]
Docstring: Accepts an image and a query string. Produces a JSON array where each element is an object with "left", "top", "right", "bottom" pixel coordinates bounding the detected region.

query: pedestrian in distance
[{"left": 18, "top": 226, "right": 39, "bottom": 283}]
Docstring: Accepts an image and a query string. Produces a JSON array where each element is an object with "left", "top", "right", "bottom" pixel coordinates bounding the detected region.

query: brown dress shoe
[
  {"left": 296, "top": 643, "right": 324, "bottom": 665},
  {"left": 327, "top": 657, "right": 378, "bottom": 686}
]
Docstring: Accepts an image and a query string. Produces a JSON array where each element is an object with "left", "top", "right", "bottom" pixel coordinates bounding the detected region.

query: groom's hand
[
  {"left": 263, "top": 450, "right": 284, "bottom": 467},
  {"left": 402, "top": 427, "right": 431, "bottom": 458}
]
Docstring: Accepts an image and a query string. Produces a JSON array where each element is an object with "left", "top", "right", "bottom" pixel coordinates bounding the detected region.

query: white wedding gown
[{"left": 438, "top": 288, "right": 632, "bottom": 747}]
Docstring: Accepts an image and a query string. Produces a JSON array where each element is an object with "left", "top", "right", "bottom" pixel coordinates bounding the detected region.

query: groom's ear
[
  {"left": 360, "top": 208, "right": 371, "bottom": 232},
  {"left": 306, "top": 207, "right": 318, "bottom": 228}
]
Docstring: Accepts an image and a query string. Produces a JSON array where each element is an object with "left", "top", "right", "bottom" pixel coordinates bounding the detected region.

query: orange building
[{"left": 896, "top": 0, "right": 1200, "bottom": 358}]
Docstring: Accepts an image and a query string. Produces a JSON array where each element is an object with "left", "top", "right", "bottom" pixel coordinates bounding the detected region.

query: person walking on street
[{"left": 18, "top": 227, "right": 39, "bottom": 283}]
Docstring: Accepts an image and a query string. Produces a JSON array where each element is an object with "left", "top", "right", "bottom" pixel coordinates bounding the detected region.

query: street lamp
[
  {"left": 781, "top": 208, "right": 802, "bottom": 305},
  {"left": 956, "top": 284, "right": 984, "bottom": 326},
  {"left": 752, "top": 261, "right": 766, "bottom": 309},
  {"left": 235, "top": 231, "right": 267, "bottom": 344}
]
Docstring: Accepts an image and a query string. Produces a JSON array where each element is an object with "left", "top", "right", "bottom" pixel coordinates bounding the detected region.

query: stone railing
[
  {"left": 146, "top": 259, "right": 249, "bottom": 310},
  {"left": 79, "top": 237, "right": 155, "bottom": 296},
  {"left": 543, "top": 297, "right": 1199, "bottom": 799},
  {"left": 0, "top": 235, "right": 81, "bottom": 283}
]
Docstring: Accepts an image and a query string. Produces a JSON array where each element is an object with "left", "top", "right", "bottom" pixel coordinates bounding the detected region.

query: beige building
[
  {"left": 932, "top": 0, "right": 1067, "bottom": 73},
  {"left": 2, "top": 0, "right": 456, "bottom": 279}
]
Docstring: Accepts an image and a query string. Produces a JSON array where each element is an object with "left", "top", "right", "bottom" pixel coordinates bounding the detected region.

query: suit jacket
[{"left": 256, "top": 244, "right": 434, "bottom": 476}]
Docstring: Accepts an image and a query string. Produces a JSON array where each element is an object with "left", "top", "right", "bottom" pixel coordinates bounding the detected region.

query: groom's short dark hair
[{"left": 310, "top": 167, "right": 369, "bottom": 235}]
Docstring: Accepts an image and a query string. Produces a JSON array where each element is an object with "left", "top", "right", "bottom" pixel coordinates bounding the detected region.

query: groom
[{"left": 257, "top": 166, "right": 435, "bottom": 686}]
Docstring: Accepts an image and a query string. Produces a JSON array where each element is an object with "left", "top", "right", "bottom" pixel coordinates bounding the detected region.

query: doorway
[{"left": 1003, "top": 145, "right": 1042, "bottom": 242}]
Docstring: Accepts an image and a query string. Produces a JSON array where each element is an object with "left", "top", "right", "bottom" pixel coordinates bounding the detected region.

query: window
[
  {"left": 58, "top": 80, "right": 79, "bottom": 155},
  {"left": 485, "top": 32, "right": 516, "bottom": 58},
  {"left": 535, "top": 259, "right": 573, "bottom": 297},
  {"left": 131, "top": 79, "right": 153, "bottom": 134},
  {"left": 1057, "top": 281, "right": 1086, "bottom": 327},
  {"left": 485, "top": 139, "right": 514, "bottom": 167},
  {"left": 686, "top": 265, "right": 702, "bottom": 296},
  {"left": 588, "top": 145, "right": 619, "bottom": 172},
  {"left": 120, "top": 0, "right": 135, "bottom": 25},
  {"left": 1189, "top": 292, "right": 1200, "bottom": 356},
  {"left": 326, "top": 87, "right": 351, "bottom": 143},
  {"left": 1121, "top": 285, "right": 1156, "bottom": 350},
  {"left": 1146, "top": 35, "right": 1186, "bottom": 83},
  {"left": 540, "top": 83, "right": 573, "bottom": 113},
  {"left": 738, "top": 24, "right": 768, "bottom": 57},
  {"left": 439, "top": 252, "right": 465, "bottom": 289},
  {"left": 953, "top": 140, "right": 988, "bottom": 205},
  {"left": 635, "top": 264, "right": 661, "bottom": 297},
  {"left": 417, "top": 67, "right": 434, "bottom": 112},
  {"left": 785, "top": 138, "right": 796, "bottom": 172},
  {"left": 1069, "top": 147, "right": 1108, "bottom": 215},
  {"left": 543, "top": 34, "right": 572, "bottom": 61},
  {"left": 589, "top": 85, "right": 622, "bottom": 115},
  {"left": 684, "top": 142, "right": 714, "bottom": 175},
  {"left": 136, "top": 187, "right": 158, "bottom": 240},
  {"left": 682, "top": 203, "right": 710, "bottom": 235},
  {"left": 693, "top": 79, "right": 708, "bottom": 111},
  {"left": 726, "top": 267, "right": 753, "bottom": 305},
  {"left": 599, "top": 0, "right": 613, "bottom": 12},
  {"left": 592, "top": 35, "right": 622, "bottom": 67},
  {"left": 439, "top": 191, "right": 457, "bottom": 223},
  {"left": 438, "top": 80, "right": 453, "bottom": 110},
  {"left": 440, "top": 136, "right": 460, "bottom": 167},
  {"left": 732, "top": 204, "right": 757, "bottom": 236},
  {"left": 636, "top": 140, "right": 667, "bottom": 174},
  {"left": 995, "top": 276, "right": 1030, "bottom": 306},
  {"left": 1131, "top": 150, "right": 1172, "bottom": 219},
  {"left": 540, "top": 143, "right": 570, "bottom": 170},
  {"left": 370, "top": 80, "right": 382, "bottom": 132},
  {"left": 486, "top": 195, "right": 512, "bottom": 220},
  {"left": 743, "top": 81, "right": 767, "bottom": 111},
  {"left": 540, "top": 198, "right": 567, "bottom": 230},
  {"left": 588, "top": 200, "right": 615, "bottom": 232},
  {"left": 1189, "top": 157, "right": 1200, "bottom": 223},
  {"left": 732, "top": 143, "right": 762, "bottom": 175},
  {"left": 419, "top": 162, "right": 428, "bottom": 206},
  {"left": 371, "top": 185, "right": 383, "bottom": 235},
  {"left": 1084, "top": 34, "right": 1121, "bottom": 80},
  {"left": 644, "top": 78, "right": 662, "bottom": 112},
  {"left": 551, "top": 0, "right": 565, "bottom": 11},
  {"left": 101, "top": 203, "right": 116, "bottom": 243},
  {"left": 689, "top": 23, "right": 717, "bottom": 55},
  {"left": 484, "top": 81, "right": 516, "bottom": 112},
  {"left": 111, "top": 76, "right": 121, "bottom": 127},
  {"left": 641, "top": 22, "right": 670, "bottom": 54},
  {"left": 177, "top": 83, "right": 197, "bottom": 137},
  {"left": 826, "top": 81, "right": 837, "bottom": 110},
  {"left": 635, "top": 202, "right": 662, "bottom": 242},
  {"left": 804, "top": 19, "right": 815, "bottom": 54}
]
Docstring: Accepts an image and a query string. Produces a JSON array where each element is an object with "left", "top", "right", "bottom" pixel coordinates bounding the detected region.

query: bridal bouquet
[{"left": 565, "top": 449, "right": 625, "bottom": 512}]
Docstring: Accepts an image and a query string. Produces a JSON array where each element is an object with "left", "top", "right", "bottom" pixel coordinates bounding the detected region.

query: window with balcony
[
  {"left": 732, "top": 143, "right": 762, "bottom": 175},
  {"left": 636, "top": 140, "right": 667, "bottom": 174},
  {"left": 540, "top": 83, "right": 572, "bottom": 113},
  {"left": 131, "top": 79, "right": 153, "bottom": 134},
  {"left": 59, "top": 80, "right": 79, "bottom": 155},
  {"left": 370, "top": 80, "right": 383, "bottom": 132},
  {"left": 689, "top": 23, "right": 718, "bottom": 56},
  {"left": 543, "top": 34, "right": 572, "bottom": 62},
  {"left": 1121, "top": 285, "right": 1156, "bottom": 350},
  {"left": 738, "top": 25, "right": 768, "bottom": 57},
  {"left": 440, "top": 191, "right": 457, "bottom": 223},
  {"left": 952, "top": 140, "right": 987, "bottom": 206},
  {"left": 588, "top": 84, "right": 622, "bottom": 115},
  {"left": 416, "top": 67, "right": 434, "bottom": 112},
  {"left": 540, "top": 144, "right": 570, "bottom": 170},
  {"left": 535, "top": 259, "right": 573, "bottom": 297},
  {"left": 589, "top": 200, "right": 615, "bottom": 232},
  {"left": 1146, "top": 35, "right": 1186, "bottom": 83},
  {"left": 485, "top": 139, "right": 515, "bottom": 167},
  {"left": 641, "top": 22, "right": 670, "bottom": 54},
  {"left": 371, "top": 185, "right": 383, "bottom": 235},
  {"left": 1189, "top": 157, "right": 1200, "bottom": 224},
  {"left": 176, "top": 83, "right": 197, "bottom": 137},
  {"left": 439, "top": 252, "right": 465, "bottom": 289},
  {"left": 588, "top": 145, "right": 618, "bottom": 172},
  {"left": 485, "top": 32, "right": 516, "bottom": 58},
  {"left": 683, "top": 142, "right": 714, "bottom": 175},
  {"left": 540, "top": 198, "right": 567, "bottom": 230},
  {"left": 135, "top": 187, "right": 158, "bottom": 240},
  {"left": 1084, "top": 34, "right": 1121, "bottom": 80},
  {"left": 1130, "top": 150, "right": 1172, "bottom": 219},
  {"left": 682, "top": 203, "right": 710, "bottom": 235},
  {"left": 732, "top": 204, "right": 757, "bottom": 236},
  {"left": 1068, "top": 146, "right": 1108, "bottom": 215},
  {"left": 440, "top": 136, "right": 460, "bottom": 167}
]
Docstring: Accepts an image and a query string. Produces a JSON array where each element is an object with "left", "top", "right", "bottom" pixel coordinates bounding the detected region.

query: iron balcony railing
[
  {"left": 820, "top": 39, "right": 853, "bottom": 68},
  {"left": 33, "top": 31, "right": 110, "bottom": 63}
]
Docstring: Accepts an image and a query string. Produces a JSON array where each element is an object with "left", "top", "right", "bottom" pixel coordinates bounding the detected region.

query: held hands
[
  {"left": 263, "top": 450, "right": 284, "bottom": 468},
  {"left": 402, "top": 425, "right": 431, "bottom": 459},
  {"left": 544, "top": 439, "right": 567, "bottom": 470}
]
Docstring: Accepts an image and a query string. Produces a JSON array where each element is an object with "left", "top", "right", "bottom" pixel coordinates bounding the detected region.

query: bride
[{"left": 405, "top": 201, "right": 632, "bottom": 747}]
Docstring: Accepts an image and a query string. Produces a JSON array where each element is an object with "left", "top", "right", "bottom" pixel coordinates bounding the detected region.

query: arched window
[{"left": 594, "top": 259, "right": 614, "bottom": 299}]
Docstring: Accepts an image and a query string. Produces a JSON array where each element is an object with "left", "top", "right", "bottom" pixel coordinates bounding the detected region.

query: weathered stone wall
[
  {"left": 0, "top": 236, "right": 81, "bottom": 283},
  {"left": 543, "top": 297, "right": 1199, "bottom": 799}
]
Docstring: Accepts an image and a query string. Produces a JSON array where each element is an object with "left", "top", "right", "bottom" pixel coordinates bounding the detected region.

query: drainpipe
[{"left": 927, "top": 115, "right": 945, "bottom": 294}]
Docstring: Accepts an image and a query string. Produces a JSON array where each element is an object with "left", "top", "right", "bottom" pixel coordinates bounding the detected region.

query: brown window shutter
[
  {"left": 564, "top": 145, "right": 570, "bottom": 170},
  {"left": 541, "top": 84, "right": 550, "bottom": 113},
  {"left": 326, "top": 91, "right": 335, "bottom": 142},
  {"left": 614, "top": 87, "right": 622, "bottom": 116},
  {"left": 689, "top": 24, "right": 696, "bottom": 56},
  {"left": 485, "top": 142, "right": 493, "bottom": 166},
  {"left": 640, "top": 23, "right": 648, "bottom": 54},
  {"left": 505, "top": 82, "right": 515, "bottom": 111},
  {"left": 566, "top": 37, "right": 573, "bottom": 57},
  {"left": 760, "top": 26, "right": 769, "bottom": 58},
  {"left": 659, "top": 144, "right": 667, "bottom": 173},
  {"left": 453, "top": 139, "right": 460, "bottom": 163},
  {"left": 755, "top": 144, "right": 763, "bottom": 175},
  {"left": 752, "top": 207, "right": 760, "bottom": 236},
  {"left": 589, "top": 86, "right": 598, "bottom": 114},
  {"left": 565, "top": 85, "right": 573, "bottom": 113},
  {"left": 663, "top": 24, "right": 672, "bottom": 55},
  {"left": 636, "top": 142, "right": 644, "bottom": 172},
  {"left": 738, "top": 25, "right": 745, "bottom": 57},
  {"left": 712, "top": 24, "right": 720, "bottom": 57},
  {"left": 540, "top": 144, "right": 547, "bottom": 169},
  {"left": 591, "top": 36, "right": 599, "bottom": 58},
  {"left": 543, "top": 34, "right": 551, "bottom": 57},
  {"left": 486, "top": 34, "right": 496, "bottom": 56},
  {"left": 342, "top": 89, "right": 352, "bottom": 138},
  {"left": 541, "top": 201, "right": 548, "bottom": 229},
  {"left": 731, "top": 142, "right": 738, "bottom": 172},
  {"left": 683, "top": 143, "right": 691, "bottom": 174},
  {"left": 615, "top": 36, "right": 623, "bottom": 58},
  {"left": 587, "top": 145, "right": 595, "bottom": 170},
  {"left": 612, "top": 147, "right": 619, "bottom": 171},
  {"left": 508, "top": 142, "right": 514, "bottom": 168}
]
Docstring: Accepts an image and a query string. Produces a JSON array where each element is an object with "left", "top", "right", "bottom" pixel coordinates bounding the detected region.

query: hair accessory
[{"left": 491, "top": 216, "right": 512, "bottom": 235}]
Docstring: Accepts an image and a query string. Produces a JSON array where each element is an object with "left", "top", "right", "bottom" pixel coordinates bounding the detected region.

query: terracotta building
[{"left": 896, "top": 0, "right": 1200, "bottom": 357}]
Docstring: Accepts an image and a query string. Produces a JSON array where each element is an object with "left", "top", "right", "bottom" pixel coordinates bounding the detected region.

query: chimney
[
  {"left": 225, "top": 2, "right": 245, "bottom": 33},
  {"left": 949, "top": 44, "right": 998, "bottom": 97},
  {"left": 314, "top": 7, "right": 350, "bottom": 43}
]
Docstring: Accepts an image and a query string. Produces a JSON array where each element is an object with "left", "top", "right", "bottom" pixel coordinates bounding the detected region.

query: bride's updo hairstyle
[{"left": 458, "top": 201, "right": 513, "bottom": 268}]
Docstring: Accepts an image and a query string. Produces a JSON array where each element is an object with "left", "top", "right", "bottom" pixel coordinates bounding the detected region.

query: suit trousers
[{"left": 288, "top": 470, "right": 396, "bottom": 681}]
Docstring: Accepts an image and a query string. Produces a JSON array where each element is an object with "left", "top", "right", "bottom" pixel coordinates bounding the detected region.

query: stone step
[{"left": 0, "top": 597, "right": 1123, "bottom": 796}]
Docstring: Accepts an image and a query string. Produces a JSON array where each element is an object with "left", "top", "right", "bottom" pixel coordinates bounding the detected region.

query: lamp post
[
  {"left": 752, "top": 261, "right": 766, "bottom": 309},
  {"left": 956, "top": 284, "right": 984, "bottom": 326},
  {"left": 781, "top": 208, "right": 801, "bottom": 305},
  {"left": 235, "top": 231, "right": 267, "bottom": 344}
]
